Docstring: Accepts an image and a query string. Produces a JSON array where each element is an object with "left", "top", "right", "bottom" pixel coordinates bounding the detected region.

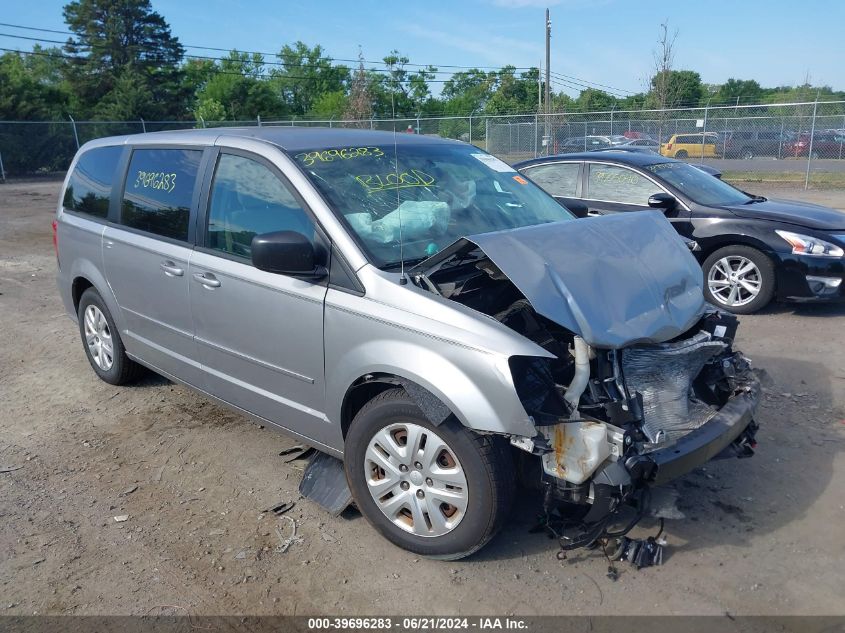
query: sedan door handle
[
  {"left": 192, "top": 272, "right": 221, "bottom": 288},
  {"left": 160, "top": 261, "right": 184, "bottom": 277}
]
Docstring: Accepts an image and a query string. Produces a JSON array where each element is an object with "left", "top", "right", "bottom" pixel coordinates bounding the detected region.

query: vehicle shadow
[
  {"left": 135, "top": 371, "right": 172, "bottom": 388},
  {"left": 472, "top": 354, "right": 840, "bottom": 562},
  {"left": 661, "top": 354, "right": 839, "bottom": 555}
]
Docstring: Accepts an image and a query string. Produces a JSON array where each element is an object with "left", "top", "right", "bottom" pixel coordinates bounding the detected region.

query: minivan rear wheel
[
  {"left": 344, "top": 388, "right": 514, "bottom": 560},
  {"left": 702, "top": 245, "right": 775, "bottom": 314},
  {"left": 77, "top": 287, "right": 143, "bottom": 385}
]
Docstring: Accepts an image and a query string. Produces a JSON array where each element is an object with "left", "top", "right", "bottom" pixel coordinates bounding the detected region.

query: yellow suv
[{"left": 660, "top": 132, "right": 722, "bottom": 159}]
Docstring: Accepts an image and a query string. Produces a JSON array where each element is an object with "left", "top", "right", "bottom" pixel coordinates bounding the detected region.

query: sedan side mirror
[
  {"left": 647, "top": 193, "right": 677, "bottom": 210},
  {"left": 251, "top": 231, "right": 327, "bottom": 279}
]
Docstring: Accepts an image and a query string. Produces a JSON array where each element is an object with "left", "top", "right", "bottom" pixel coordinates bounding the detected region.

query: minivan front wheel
[
  {"left": 702, "top": 245, "right": 775, "bottom": 314},
  {"left": 344, "top": 388, "right": 514, "bottom": 559},
  {"left": 77, "top": 287, "right": 143, "bottom": 385}
]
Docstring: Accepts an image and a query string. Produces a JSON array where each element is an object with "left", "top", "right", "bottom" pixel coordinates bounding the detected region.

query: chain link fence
[{"left": 3, "top": 101, "right": 845, "bottom": 188}]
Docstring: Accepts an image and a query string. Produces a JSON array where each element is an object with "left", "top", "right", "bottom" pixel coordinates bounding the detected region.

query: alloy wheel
[
  {"left": 707, "top": 255, "right": 762, "bottom": 308},
  {"left": 364, "top": 422, "right": 468, "bottom": 538},
  {"left": 84, "top": 305, "right": 114, "bottom": 371}
]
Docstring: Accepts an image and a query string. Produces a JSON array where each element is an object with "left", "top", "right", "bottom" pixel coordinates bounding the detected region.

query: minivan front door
[
  {"left": 189, "top": 151, "right": 331, "bottom": 446},
  {"left": 103, "top": 147, "right": 205, "bottom": 386}
]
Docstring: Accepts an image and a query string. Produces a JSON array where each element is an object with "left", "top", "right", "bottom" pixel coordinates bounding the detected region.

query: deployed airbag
[{"left": 348, "top": 201, "right": 450, "bottom": 244}]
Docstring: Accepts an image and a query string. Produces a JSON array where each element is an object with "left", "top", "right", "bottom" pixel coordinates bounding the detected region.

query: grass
[{"left": 723, "top": 171, "right": 845, "bottom": 188}]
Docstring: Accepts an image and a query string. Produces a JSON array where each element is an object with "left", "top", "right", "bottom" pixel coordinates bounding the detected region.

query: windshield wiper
[
  {"left": 744, "top": 195, "right": 767, "bottom": 204},
  {"left": 382, "top": 256, "right": 428, "bottom": 272}
]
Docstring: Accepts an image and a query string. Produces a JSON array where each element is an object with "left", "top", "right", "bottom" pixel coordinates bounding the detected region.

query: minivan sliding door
[{"left": 102, "top": 147, "right": 205, "bottom": 386}]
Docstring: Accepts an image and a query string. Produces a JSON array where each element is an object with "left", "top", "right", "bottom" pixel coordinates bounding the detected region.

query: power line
[
  {"left": 0, "top": 21, "right": 542, "bottom": 73},
  {"left": 0, "top": 17, "right": 636, "bottom": 95},
  {"left": 0, "top": 30, "right": 480, "bottom": 78},
  {"left": 0, "top": 46, "right": 459, "bottom": 84},
  {"left": 0, "top": 20, "right": 652, "bottom": 97}
]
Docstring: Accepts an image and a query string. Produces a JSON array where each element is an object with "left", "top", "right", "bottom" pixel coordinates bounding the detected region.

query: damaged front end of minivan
[{"left": 411, "top": 211, "right": 761, "bottom": 550}]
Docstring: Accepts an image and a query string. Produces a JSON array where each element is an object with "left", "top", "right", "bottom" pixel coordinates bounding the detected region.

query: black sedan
[{"left": 514, "top": 150, "right": 845, "bottom": 314}]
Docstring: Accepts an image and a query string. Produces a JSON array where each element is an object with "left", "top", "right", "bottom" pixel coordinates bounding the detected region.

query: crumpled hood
[{"left": 422, "top": 211, "right": 706, "bottom": 349}]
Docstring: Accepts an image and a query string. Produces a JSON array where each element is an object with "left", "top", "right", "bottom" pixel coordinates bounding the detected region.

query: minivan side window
[
  {"left": 120, "top": 148, "right": 202, "bottom": 241},
  {"left": 521, "top": 162, "right": 580, "bottom": 197},
  {"left": 587, "top": 164, "right": 660, "bottom": 205},
  {"left": 206, "top": 153, "right": 315, "bottom": 260},
  {"left": 63, "top": 145, "right": 123, "bottom": 218}
]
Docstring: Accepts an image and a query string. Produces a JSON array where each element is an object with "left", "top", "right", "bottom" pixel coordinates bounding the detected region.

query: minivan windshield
[
  {"left": 293, "top": 143, "right": 574, "bottom": 268},
  {"left": 645, "top": 161, "right": 751, "bottom": 206}
]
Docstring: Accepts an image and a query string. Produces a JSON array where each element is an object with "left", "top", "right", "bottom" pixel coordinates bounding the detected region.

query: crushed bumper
[{"left": 646, "top": 374, "right": 761, "bottom": 485}]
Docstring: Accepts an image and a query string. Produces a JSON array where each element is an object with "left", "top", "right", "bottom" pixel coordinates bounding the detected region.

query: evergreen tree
[{"left": 62, "top": 0, "right": 186, "bottom": 118}]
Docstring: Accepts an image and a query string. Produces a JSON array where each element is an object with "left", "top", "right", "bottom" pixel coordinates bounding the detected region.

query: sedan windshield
[
  {"left": 645, "top": 161, "right": 751, "bottom": 206},
  {"left": 293, "top": 143, "right": 574, "bottom": 268}
]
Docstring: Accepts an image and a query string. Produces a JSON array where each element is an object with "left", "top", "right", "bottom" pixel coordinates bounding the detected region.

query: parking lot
[{"left": 1, "top": 179, "right": 843, "bottom": 616}]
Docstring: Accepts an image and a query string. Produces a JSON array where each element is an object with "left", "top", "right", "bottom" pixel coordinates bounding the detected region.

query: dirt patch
[{"left": 1, "top": 181, "right": 843, "bottom": 616}]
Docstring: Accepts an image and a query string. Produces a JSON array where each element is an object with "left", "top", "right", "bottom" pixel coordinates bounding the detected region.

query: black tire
[
  {"left": 742, "top": 148, "right": 754, "bottom": 160},
  {"left": 675, "top": 149, "right": 688, "bottom": 159},
  {"left": 810, "top": 150, "right": 820, "bottom": 160},
  {"left": 77, "top": 287, "right": 143, "bottom": 385},
  {"left": 702, "top": 245, "right": 776, "bottom": 314},
  {"left": 344, "top": 388, "right": 515, "bottom": 560}
]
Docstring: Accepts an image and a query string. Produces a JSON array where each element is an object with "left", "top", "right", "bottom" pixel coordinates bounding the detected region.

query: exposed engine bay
[{"left": 411, "top": 222, "right": 761, "bottom": 553}]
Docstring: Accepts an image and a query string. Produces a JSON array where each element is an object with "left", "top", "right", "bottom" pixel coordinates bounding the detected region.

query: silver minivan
[{"left": 55, "top": 127, "right": 761, "bottom": 559}]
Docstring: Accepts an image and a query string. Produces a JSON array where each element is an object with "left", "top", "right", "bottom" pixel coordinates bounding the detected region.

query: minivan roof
[{"left": 82, "top": 126, "right": 464, "bottom": 153}]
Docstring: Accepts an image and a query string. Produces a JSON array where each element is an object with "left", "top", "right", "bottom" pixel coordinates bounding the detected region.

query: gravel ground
[{"left": 1, "top": 180, "right": 843, "bottom": 617}]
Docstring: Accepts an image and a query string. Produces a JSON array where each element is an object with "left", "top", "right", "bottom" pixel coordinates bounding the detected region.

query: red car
[
  {"left": 622, "top": 131, "right": 653, "bottom": 140},
  {"left": 784, "top": 131, "right": 845, "bottom": 158}
]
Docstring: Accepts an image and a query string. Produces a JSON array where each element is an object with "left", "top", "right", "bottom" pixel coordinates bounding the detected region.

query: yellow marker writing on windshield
[{"left": 355, "top": 169, "right": 436, "bottom": 194}]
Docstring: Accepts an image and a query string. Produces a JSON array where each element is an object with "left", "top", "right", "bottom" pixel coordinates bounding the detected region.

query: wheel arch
[
  {"left": 696, "top": 234, "right": 779, "bottom": 265},
  {"left": 340, "top": 373, "right": 455, "bottom": 440},
  {"left": 68, "top": 257, "right": 124, "bottom": 331}
]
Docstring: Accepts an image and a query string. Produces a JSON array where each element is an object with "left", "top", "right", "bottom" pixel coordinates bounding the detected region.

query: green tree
[
  {"left": 194, "top": 52, "right": 285, "bottom": 120},
  {"left": 308, "top": 90, "right": 348, "bottom": 119},
  {"left": 712, "top": 78, "right": 763, "bottom": 106},
  {"left": 441, "top": 69, "right": 495, "bottom": 115},
  {"left": 271, "top": 42, "right": 349, "bottom": 116},
  {"left": 575, "top": 88, "right": 617, "bottom": 112},
  {"left": 648, "top": 69, "right": 704, "bottom": 108},
  {"left": 485, "top": 67, "right": 539, "bottom": 114},
  {"left": 62, "top": 0, "right": 186, "bottom": 118},
  {"left": 371, "top": 50, "right": 437, "bottom": 116},
  {"left": 0, "top": 49, "right": 70, "bottom": 119}
]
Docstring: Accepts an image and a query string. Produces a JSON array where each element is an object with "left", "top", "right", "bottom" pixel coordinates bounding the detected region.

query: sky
[{"left": 2, "top": 0, "right": 844, "bottom": 98}]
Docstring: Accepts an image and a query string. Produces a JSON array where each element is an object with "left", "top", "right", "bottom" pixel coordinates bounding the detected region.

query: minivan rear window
[
  {"left": 63, "top": 145, "right": 123, "bottom": 218},
  {"left": 120, "top": 148, "right": 202, "bottom": 241}
]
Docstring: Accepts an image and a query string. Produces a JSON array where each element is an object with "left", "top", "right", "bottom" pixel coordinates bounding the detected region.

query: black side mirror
[
  {"left": 251, "top": 231, "right": 327, "bottom": 279},
  {"left": 647, "top": 193, "right": 676, "bottom": 210},
  {"left": 564, "top": 200, "right": 589, "bottom": 218}
]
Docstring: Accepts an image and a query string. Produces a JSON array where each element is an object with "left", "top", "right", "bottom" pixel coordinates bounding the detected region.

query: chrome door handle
[
  {"left": 160, "top": 261, "right": 184, "bottom": 277},
  {"left": 192, "top": 272, "right": 221, "bottom": 288},
  {"left": 587, "top": 210, "right": 602, "bottom": 217}
]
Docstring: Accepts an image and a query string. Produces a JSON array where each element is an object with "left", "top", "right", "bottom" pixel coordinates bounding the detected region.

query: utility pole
[{"left": 544, "top": 8, "right": 551, "bottom": 153}]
